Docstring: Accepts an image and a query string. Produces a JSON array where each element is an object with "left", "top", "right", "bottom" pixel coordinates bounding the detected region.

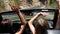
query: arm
[
  {"left": 11, "top": 6, "right": 26, "bottom": 24},
  {"left": 28, "top": 13, "right": 41, "bottom": 34},
  {"left": 11, "top": 6, "right": 26, "bottom": 34},
  {"left": 15, "top": 25, "right": 26, "bottom": 34},
  {"left": 15, "top": 10, "right": 26, "bottom": 34},
  {"left": 28, "top": 12, "right": 47, "bottom": 34}
]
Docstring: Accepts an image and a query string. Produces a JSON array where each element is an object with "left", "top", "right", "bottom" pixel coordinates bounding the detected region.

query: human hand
[
  {"left": 11, "top": 5, "right": 19, "bottom": 12},
  {"left": 39, "top": 12, "right": 47, "bottom": 17},
  {"left": 36, "top": 12, "right": 47, "bottom": 17}
]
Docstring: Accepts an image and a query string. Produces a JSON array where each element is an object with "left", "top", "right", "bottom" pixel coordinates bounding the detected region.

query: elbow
[{"left": 28, "top": 21, "right": 32, "bottom": 25}]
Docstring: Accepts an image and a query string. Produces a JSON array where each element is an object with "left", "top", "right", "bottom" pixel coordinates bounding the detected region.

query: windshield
[
  {"left": 1, "top": 10, "right": 55, "bottom": 28},
  {"left": 1, "top": 11, "right": 55, "bottom": 22}
]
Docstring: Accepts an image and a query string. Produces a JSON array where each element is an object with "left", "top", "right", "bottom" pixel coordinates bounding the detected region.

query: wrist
[
  {"left": 16, "top": 10, "right": 21, "bottom": 13},
  {"left": 37, "top": 13, "right": 41, "bottom": 17}
]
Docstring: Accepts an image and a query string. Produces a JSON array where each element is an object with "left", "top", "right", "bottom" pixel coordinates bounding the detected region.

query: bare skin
[
  {"left": 11, "top": 6, "right": 26, "bottom": 34},
  {"left": 28, "top": 12, "right": 47, "bottom": 34},
  {"left": 11, "top": 5, "right": 48, "bottom": 34}
]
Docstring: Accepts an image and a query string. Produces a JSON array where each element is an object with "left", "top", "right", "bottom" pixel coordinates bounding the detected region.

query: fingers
[{"left": 40, "top": 12, "right": 47, "bottom": 16}]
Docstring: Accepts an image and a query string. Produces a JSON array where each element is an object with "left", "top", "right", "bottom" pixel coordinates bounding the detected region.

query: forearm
[
  {"left": 11, "top": 6, "right": 26, "bottom": 24},
  {"left": 11, "top": 6, "right": 26, "bottom": 34},
  {"left": 28, "top": 14, "right": 40, "bottom": 34},
  {"left": 28, "top": 12, "right": 47, "bottom": 24},
  {"left": 28, "top": 14, "right": 40, "bottom": 24},
  {"left": 16, "top": 10, "right": 26, "bottom": 24},
  {"left": 15, "top": 11, "right": 26, "bottom": 34}
]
